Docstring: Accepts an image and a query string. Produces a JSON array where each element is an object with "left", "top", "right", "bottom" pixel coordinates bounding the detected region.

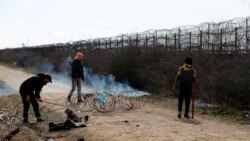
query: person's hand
[
  {"left": 172, "top": 84, "right": 176, "bottom": 94},
  {"left": 38, "top": 98, "right": 43, "bottom": 102},
  {"left": 26, "top": 95, "right": 30, "bottom": 102}
]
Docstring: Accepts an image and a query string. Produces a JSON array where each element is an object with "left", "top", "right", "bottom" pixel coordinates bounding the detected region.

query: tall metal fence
[{"left": 1, "top": 17, "right": 250, "bottom": 54}]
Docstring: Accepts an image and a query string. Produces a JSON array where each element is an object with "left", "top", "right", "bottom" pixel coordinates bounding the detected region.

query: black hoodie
[
  {"left": 19, "top": 73, "right": 46, "bottom": 99},
  {"left": 71, "top": 59, "right": 84, "bottom": 80}
]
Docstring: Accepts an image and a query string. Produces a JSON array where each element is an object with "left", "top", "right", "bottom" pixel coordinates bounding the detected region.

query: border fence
[
  {"left": 2, "top": 17, "right": 249, "bottom": 54},
  {"left": 0, "top": 17, "right": 250, "bottom": 109}
]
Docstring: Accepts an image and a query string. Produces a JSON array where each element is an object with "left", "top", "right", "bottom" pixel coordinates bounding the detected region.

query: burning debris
[
  {"left": 1, "top": 127, "right": 21, "bottom": 141},
  {"left": 49, "top": 109, "right": 88, "bottom": 132}
]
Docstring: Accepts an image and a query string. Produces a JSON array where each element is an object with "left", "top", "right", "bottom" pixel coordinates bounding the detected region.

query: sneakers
[
  {"left": 77, "top": 98, "right": 83, "bottom": 103},
  {"left": 184, "top": 115, "right": 190, "bottom": 118},
  {"left": 37, "top": 118, "right": 45, "bottom": 122},
  {"left": 177, "top": 113, "right": 181, "bottom": 119},
  {"left": 22, "top": 119, "right": 28, "bottom": 123},
  {"left": 84, "top": 116, "right": 89, "bottom": 122},
  {"left": 67, "top": 96, "right": 71, "bottom": 102}
]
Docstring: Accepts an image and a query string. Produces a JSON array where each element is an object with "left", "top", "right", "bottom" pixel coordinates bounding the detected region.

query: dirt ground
[{"left": 1, "top": 65, "right": 250, "bottom": 141}]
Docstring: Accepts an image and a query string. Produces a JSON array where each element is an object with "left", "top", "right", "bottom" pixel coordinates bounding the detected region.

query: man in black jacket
[
  {"left": 172, "top": 57, "right": 196, "bottom": 119},
  {"left": 19, "top": 73, "right": 52, "bottom": 123},
  {"left": 67, "top": 52, "right": 85, "bottom": 103}
]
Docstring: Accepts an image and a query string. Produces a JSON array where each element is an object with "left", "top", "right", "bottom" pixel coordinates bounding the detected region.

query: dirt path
[{"left": 1, "top": 65, "right": 250, "bottom": 141}]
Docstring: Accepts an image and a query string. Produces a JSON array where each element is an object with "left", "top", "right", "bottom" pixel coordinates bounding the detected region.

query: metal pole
[
  {"left": 165, "top": 34, "right": 168, "bottom": 52},
  {"left": 200, "top": 30, "right": 203, "bottom": 52},
  {"left": 178, "top": 28, "right": 181, "bottom": 52},
  {"left": 189, "top": 32, "right": 192, "bottom": 55},
  {"left": 235, "top": 27, "right": 238, "bottom": 52},
  {"left": 246, "top": 18, "right": 249, "bottom": 51}
]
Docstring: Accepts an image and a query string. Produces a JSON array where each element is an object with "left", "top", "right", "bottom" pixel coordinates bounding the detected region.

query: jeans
[{"left": 68, "top": 78, "right": 82, "bottom": 99}]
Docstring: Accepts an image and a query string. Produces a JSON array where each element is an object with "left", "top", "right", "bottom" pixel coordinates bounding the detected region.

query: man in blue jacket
[{"left": 19, "top": 73, "right": 52, "bottom": 123}]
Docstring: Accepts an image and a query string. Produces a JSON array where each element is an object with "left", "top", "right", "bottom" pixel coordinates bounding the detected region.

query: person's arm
[
  {"left": 76, "top": 61, "right": 84, "bottom": 81},
  {"left": 35, "top": 85, "right": 43, "bottom": 102},
  {"left": 192, "top": 69, "right": 197, "bottom": 83},
  {"left": 80, "top": 66, "right": 84, "bottom": 81},
  {"left": 172, "top": 67, "right": 182, "bottom": 93}
]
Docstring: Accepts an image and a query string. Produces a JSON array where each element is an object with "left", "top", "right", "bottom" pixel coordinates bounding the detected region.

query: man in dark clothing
[
  {"left": 19, "top": 73, "right": 52, "bottom": 123},
  {"left": 172, "top": 57, "right": 196, "bottom": 119},
  {"left": 67, "top": 52, "right": 85, "bottom": 103}
]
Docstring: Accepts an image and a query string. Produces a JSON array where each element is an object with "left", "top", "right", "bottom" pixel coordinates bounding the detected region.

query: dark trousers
[
  {"left": 178, "top": 81, "right": 192, "bottom": 116},
  {"left": 21, "top": 94, "right": 41, "bottom": 121}
]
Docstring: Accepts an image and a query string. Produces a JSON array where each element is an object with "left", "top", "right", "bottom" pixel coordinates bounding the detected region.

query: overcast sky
[{"left": 0, "top": 0, "right": 250, "bottom": 49}]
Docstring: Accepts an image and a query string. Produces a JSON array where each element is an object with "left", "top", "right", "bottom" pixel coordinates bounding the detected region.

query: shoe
[
  {"left": 37, "top": 118, "right": 45, "bottom": 122},
  {"left": 22, "top": 119, "right": 28, "bottom": 123},
  {"left": 177, "top": 113, "right": 181, "bottom": 119},
  {"left": 22, "top": 117, "right": 28, "bottom": 123},
  {"left": 184, "top": 115, "right": 190, "bottom": 118},
  {"left": 67, "top": 96, "right": 71, "bottom": 102},
  {"left": 77, "top": 98, "right": 83, "bottom": 103},
  {"left": 85, "top": 116, "right": 89, "bottom": 122}
]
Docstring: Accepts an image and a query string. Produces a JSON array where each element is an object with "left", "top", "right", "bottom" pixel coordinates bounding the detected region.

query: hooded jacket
[
  {"left": 71, "top": 59, "right": 84, "bottom": 80},
  {"left": 176, "top": 63, "right": 196, "bottom": 84},
  {"left": 19, "top": 73, "right": 47, "bottom": 99}
]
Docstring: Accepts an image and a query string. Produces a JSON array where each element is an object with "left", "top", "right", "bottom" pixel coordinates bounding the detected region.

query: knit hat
[{"left": 185, "top": 57, "right": 192, "bottom": 65}]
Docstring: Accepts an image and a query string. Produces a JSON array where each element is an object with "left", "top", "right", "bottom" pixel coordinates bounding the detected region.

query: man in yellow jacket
[{"left": 172, "top": 57, "right": 196, "bottom": 119}]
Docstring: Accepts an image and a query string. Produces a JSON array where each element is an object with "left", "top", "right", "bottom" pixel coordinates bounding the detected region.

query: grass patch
[
  {"left": 195, "top": 106, "right": 250, "bottom": 125},
  {"left": 147, "top": 93, "right": 178, "bottom": 110},
  {"left": 147, "top": 92, "right": 250, "bottom": 125},
  {"left": 0, "top": 94, "right": 21, "bottom": 109}
]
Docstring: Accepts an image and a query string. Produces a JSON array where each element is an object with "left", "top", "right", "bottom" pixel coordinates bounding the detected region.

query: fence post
[
  {"left": 246, "top": 18, "right": 249, "bottom": 51},
  {"left": 88, "top": 39, "right": 91, "bottom": 51},
  {"left": 121, "top": 35, "right": 124, "bottom": 48},
  {"left": 116, "top": 40, "right": 119, "bottom": 49},
  {"left": 98, "top": 39, "right": 101, "bottom": 51},
  {"left": 155, "top": 30, "right": 158, "bottom": 47},
  {"left": 220, "top": 29, "right": 223, "bottom": 53},
  {"left": 199, "top": 30, "right": 203, "bottom": 52},
  {"left": 105, "top": 40, "right": 108, "bottom": 50},
  {"left": 153, "top": 35, "right": 155, "bottom": 47},
  {"left": 235, "top": 27, "right": 238, "bottom": 52},
  {"left": 178, "top": 28, "right": 181, "bottom": 52},
  {"left": 109, "top": 37, "right": 112, "bottom": 52},
  {"left": 165, "top": 34, "right": 168, "bottom": 52},
  {"left": 174, "top": 33, "right": 177, "bottom": 51},
  {"left": 208, "top": 24, "right": 211, "bottom": 53},
  {"left": 189, "top": 32, "right": 192, "bottom": 55},
  {"left": 145, "top": 36, "right": 148, "bottom": 48},
  {"left": 129, "top": 37, "right": 132, "bottom": 47},
  {"left": 136, "top": 33, "right": 139, "bottom": 47}
]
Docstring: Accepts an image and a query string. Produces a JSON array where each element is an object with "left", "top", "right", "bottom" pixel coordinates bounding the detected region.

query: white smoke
[
  {"left": 83, "top": 68, "right": 149, "bottom": 96},
  {"left": 9, "top": 56, "right": 150, "bottom": 96}
]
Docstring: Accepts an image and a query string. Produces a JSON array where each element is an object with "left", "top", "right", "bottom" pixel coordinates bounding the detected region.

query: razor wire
[
  {"left": 67, "top": 91, "right": 149, "bottom": 113},
  {"left": 115, "top": 91, "right": 149, "bottom": 110},
  {"left": 3, "top": 17, "right": 249, "bottom": 54}
]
